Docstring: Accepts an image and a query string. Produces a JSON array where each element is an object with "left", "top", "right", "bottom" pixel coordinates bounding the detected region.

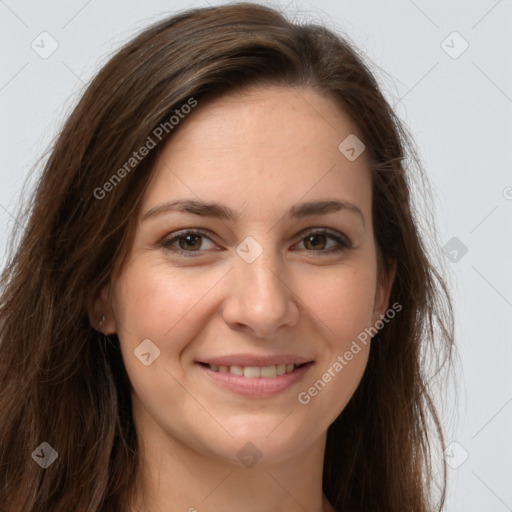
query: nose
[{"left": 220, "top": 243, "right": 300, "bottom": 338}]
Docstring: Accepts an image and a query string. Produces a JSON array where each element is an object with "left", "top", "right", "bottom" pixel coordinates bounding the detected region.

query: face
[{"left": 93, "top": 85, "right": 395, "bottom": 466}]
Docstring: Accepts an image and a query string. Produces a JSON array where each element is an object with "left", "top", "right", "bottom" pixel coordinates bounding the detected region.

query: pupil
[
  {"left": 307, "top": 234, "right": 325, "bottom": 250},
  {"left": 180, "top": 235, "right": 200, "bottom": 250}
]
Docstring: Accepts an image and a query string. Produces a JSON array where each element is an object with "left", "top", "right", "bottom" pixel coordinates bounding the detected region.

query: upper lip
[{"left": 197, "top": 354, "right": 314, "bottom": 367}]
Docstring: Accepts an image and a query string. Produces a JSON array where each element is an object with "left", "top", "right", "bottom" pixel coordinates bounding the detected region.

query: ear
[
  {"left": 86, "top": 282, "right": 117, "bottom": 335},
  {"left": 372, "top": 258, "right": 397, "bottom": 326}
]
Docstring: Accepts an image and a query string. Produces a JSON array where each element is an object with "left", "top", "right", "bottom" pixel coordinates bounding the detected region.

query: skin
[{"left": 90, "top": 85, "right": 396, "bottom": 512}]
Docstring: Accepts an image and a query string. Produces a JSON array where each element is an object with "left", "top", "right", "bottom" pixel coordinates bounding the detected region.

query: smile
[
  {"left": 201, "top": 362, "right": 303, "bottom": 378},
  {"left": 196, "top": 361, "right": 314, "bottom": 398}
]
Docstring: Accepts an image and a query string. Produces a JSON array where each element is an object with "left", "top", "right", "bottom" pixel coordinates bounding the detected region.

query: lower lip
[{"left": 196, "top": 362, "right": 314, "bottom": 398}]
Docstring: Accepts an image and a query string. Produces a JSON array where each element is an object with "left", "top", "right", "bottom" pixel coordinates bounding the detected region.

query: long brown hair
[{"left": 0, "top": 3, "right": 455, "bottom": 511}]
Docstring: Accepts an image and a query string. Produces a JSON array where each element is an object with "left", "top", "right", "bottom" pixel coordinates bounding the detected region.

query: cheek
[
  {"left": 292, "top": 263, "right": 376, "bottom": 417},
  {"left": 295, "top": 268, "right": 375, "bottom": 426},
  {"left": 110, "top": 260, "right": 213, "bottom": 415},
  {"left": 298, "top": 342, "right": 370, "bottom": 431},
  {"left": 301, "top": 263, "right": 377, "bottom": 344},
  {"left": 113, "top": 252, "right": 378, "bottom": 355},
  {"left": 111, "top": 258, "right": 226, "bottom": 361}
]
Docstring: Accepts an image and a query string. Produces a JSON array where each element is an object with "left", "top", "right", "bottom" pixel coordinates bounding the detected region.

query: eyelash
[{"left": 159, "top": 228, "right": 352, "bottom": 257}]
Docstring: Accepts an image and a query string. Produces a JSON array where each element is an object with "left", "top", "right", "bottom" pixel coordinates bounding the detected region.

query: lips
[{"left": 197, "top": 360, "right": 315, "bottom": 397}]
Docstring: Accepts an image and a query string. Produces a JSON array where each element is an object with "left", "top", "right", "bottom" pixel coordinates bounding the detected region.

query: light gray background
[{"left": 1, "top": 1, "right": 511, "bottom": 510}]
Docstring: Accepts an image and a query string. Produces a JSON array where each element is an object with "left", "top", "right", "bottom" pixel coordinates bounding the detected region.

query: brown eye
[
  {"left": 160, "top": 228, "right": 351, "bottom": 258},
  {"left": 297, "top": 229, "right": 351, "bottom": 253},
  {"left": 160, "top": 230, "right": 216, "bottom": 256},
  {"left": 177, "top": 234, "right": 202, "bottom": 251},
  {"left": 303, "top": 233, "right": 328, "bottom": 251}
]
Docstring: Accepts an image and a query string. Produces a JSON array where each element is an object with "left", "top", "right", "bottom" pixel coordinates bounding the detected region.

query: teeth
[
  {"left": 207, "top": 363, "right": 301, "bottom": 377},
  {"left": 260, "top": 365, "right": 276, "bottom": 378},
  {"left": 244, "top": 366, "right": 262, "bottom": 378},
  {"left": 230, "top": 365, "right": 244, "bottom": 376}
]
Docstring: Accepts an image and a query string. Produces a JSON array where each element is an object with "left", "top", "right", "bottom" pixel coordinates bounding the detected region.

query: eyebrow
[{"left": 142, "top": 198, "right": 365, "bottom": 227}]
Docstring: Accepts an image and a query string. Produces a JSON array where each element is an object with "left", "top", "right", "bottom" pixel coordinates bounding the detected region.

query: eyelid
[
  {"left": 159, "top": 228, "right": 217, "bottom": 254},
  {"left": 159, "top": 227, "right": 352, "bottom": 256},
  {"left": 299, "top": 227, "right": 352, "bottom": 249}
]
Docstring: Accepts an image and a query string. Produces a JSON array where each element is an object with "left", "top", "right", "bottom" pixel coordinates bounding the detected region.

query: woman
[{"left": 0, "top": 3, "right": 455, "bottom": 511}]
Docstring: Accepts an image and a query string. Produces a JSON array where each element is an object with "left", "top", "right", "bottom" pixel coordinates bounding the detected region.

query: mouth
[
  {"left": 197, "top": 361, "right": 309, "bottom": 378},
  {"left": 195, "top": 360, "right": 315, "bottom": 398}
]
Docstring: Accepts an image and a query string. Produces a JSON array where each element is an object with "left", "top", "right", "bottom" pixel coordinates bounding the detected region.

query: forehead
[{"left": 140, "top": 86, "right": 372, "bottom": 223}]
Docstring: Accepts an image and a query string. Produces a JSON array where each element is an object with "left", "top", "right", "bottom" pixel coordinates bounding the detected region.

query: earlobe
[{"left": 86, "top": 283, "right": 117, "bottom": 334}]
